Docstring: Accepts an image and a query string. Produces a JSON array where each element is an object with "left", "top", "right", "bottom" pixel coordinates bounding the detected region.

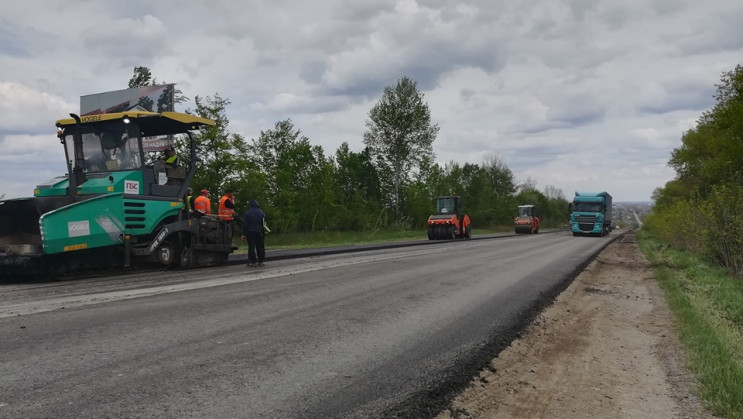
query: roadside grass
[
  {"left": 232, "top": 227, "right": 508, "bottom": 252},
  {"left": 637, "top": 230, "right": 743, "bottom": 418}
]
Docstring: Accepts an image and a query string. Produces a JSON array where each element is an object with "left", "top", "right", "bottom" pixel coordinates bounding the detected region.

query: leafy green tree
[
  {"left": 128, "top": 66, "right": 153, "bottom": 88},
  {"left": 250, "top": 120, "right": 331, "bottom": 232},
  {"left": 334, "top": 143, "right": 384, "bottom": 230},
  {"left": 402, "top": 156, "right": 445, "bottom": 227},
  {"left": 648, "top": 64, "right": 743, "bottom": 278},
  {"left": 541, "top": 185, "right": 569, "bottom": 227},
  {"left": 186, "top": 94, "right": 252, "bottom": 212},
  {"left": 669, "top": 65, "right": 743, "bottom": 196},
  {"left": 482, "top": 153, "right": 517, "bottom": 225},
  {"left": 458, "top": 163, "right": 494, "bottom": 227},
  {"left": 543, "top": 185, "right": 565, "bottom": 201},
  {"left": 363, "top": 76, "right": 440, "bottom": 218},
  {"left": 127, "top": 66, "right": 188, "bottom": 106}
]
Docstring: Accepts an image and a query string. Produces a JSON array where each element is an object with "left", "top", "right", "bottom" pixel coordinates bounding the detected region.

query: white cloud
[
  {"left": 1, "top": 0, "right": 742, "bottom": 201},
  {"left": 0, "top": 82, "right": 75, "bottom": 131}
]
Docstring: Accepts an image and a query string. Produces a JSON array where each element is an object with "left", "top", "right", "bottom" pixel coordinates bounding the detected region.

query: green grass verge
[
  {"left": 637, "top": 230, "right": 743, "bottom": 418},
  {"left": 232, "top": 227, "right": 507, "bottom": 252}
]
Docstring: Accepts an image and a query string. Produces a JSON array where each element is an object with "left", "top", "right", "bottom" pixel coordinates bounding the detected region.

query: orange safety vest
[
  {"left": 193, "top": 195, "right": 211, "bottom": 215},
  {"left": 218, "top": 195, "right": 235, "bottom": 221}
]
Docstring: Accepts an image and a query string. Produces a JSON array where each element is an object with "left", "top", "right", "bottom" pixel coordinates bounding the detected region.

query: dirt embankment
[{"left": 437, "top": 232, "right": 713, "bottom": 419}]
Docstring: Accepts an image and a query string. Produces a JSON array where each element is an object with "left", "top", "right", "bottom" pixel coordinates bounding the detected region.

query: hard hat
[{"left": 201, "top": 189, "right": 209, "bottom": 195}]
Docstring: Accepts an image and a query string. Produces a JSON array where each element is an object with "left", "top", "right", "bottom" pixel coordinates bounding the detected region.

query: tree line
[
  {"left": 129, "top": 68, "right": 570, "bottom": 233},
  {"left": 646, "top": 64, "right": 743, "bottom": 278}
]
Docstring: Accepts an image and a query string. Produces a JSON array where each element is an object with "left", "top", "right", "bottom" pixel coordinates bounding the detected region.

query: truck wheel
[
  {"left": 157, "top": 241, "right": 177, "bottom": 267},
  {"left": 427, "top": 227, "right": 434, "bottom": 240}
]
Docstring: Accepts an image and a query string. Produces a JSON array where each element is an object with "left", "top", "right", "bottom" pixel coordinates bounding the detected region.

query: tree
[
  {"left": 542, "top": 185, "right": 569, "bottom": 227},
  {"left": 128, "top": 66, "right": 153, "bottom": 88},
  {"left": 668, "top": 65, "right": 743, "bottom": 196},
  {"left": 363, "top": 76, "right": 439, "bottom": 217},
  {"left": 482, "top": 153, "right": 516, "bottom": 196},
  {"left": 186, "top": 94, "right": 252, "bottom": 211},
  {"left": 481, "top": 153, "right": 518, "bottom": 225},
  {"left": 543, "top": 185, "right": 566, "bottom": 201},
  {"left": 334, "top": 143, "right": 383, "bottom": 229},
  {"left": 646, "top": 64, "right": 743, "bottom": 277},
  {"left": 518, "top": 176, "right": 538, "bottom": 193},
  {"left": 127, "top": 66, "right": 189, "bottom": 105},
  {"left": 250, "top": 120, "right": 330, "bottom": 232}
]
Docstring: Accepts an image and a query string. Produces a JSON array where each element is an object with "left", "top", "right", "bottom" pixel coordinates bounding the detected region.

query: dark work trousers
[{"left": 246, "top": 231, "right": 265, "bottom": 264}]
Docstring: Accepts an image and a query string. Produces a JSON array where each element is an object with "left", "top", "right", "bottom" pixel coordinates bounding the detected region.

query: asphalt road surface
[{"left": 0, "top": 231, "right": 615, "bottom": 418}]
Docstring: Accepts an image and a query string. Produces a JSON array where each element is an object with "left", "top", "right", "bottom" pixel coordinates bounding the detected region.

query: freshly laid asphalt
[{"left": 229, "top": 231, "right": 523, "bottom": 265}]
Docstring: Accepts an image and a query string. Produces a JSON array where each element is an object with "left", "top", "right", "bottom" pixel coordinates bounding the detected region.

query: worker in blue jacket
[{"left": 242, "top": 200, "right": 266, "bottom": 267}]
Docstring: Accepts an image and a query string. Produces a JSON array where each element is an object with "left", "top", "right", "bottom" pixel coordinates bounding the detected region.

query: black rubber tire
[{"left": 157, "top": 241, "right": 176, "bottom": 267}]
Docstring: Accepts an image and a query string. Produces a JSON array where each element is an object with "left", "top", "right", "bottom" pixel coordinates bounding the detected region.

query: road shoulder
[{"left": 437, "top": 232, "right": 712, "bottom": 418}]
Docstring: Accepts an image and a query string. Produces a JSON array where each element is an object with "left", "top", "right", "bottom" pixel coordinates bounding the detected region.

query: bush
[
  {"left": 647, "top": 183, "right": 743, "bottom": 279},
  {"left": 700, "top": 184, "right": 743, "bottom": 278}
]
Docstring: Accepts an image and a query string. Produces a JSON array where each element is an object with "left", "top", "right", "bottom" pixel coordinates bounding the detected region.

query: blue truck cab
[{"left": 570, "top": 191, "right": 613, "bottom": 236}]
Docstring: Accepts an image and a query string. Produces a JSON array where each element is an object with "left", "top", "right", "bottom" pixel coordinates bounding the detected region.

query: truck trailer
[{"left": 570, "top": 191, "right": 612, "bottom": 236}]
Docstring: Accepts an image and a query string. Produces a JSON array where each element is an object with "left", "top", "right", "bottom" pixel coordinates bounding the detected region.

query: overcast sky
[{"left": 1, "top": 0, "right": 741, "bottom": 202}]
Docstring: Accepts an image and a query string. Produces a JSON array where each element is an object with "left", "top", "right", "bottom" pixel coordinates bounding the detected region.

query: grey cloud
[
  {"left": 331, "top": 0, "right": 396, "bottom": 21},
  {"left": 1, "top": 1, "right": 742, "bottom": 202},
  {"left": 0, "top": 25, "right": 29, "bottom": 57},
  {"left": 637, "top": 80, "right": 716, "bottom": 115},
  {"left": 299, "top": 61, "right": 327, "bottom": 84},
  {"left": 0, "top": 20, "right": 57, "bottom": 57},
  {"left": 81, "top": 16, "right": 171, "bottom": 69},
  {"left": 460, "top": 88, "right": 476, "bottom": 101},
  {"left": 638, "top": 90, "right": 714, "bottom": 115},
  {"left": 261, "top": 95, "right": 355, "bottom": 115},
  {"left": 518, "top": 121, "right": 571, "bottom": 135},
  {"left": 547, "top": 105, "right": 606, "bottom": 127}
]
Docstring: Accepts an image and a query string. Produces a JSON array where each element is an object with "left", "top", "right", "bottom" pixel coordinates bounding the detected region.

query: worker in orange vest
[
  {"left": 218, "top": 190, "right": 236, "bottom": 222},
  {"left": 193, "top": 189, "right": 211, "bottom": 216}
]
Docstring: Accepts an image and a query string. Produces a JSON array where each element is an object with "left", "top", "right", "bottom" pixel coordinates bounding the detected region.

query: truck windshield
[
  {"left": 518, "top": 207, "right": 533, "bottom": 217},
  {"left": 574, "top": 202, "right": 603, "bottom": 212},
  {"left": 64, "top": 121, "right": 143, "bottom": 172}
]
